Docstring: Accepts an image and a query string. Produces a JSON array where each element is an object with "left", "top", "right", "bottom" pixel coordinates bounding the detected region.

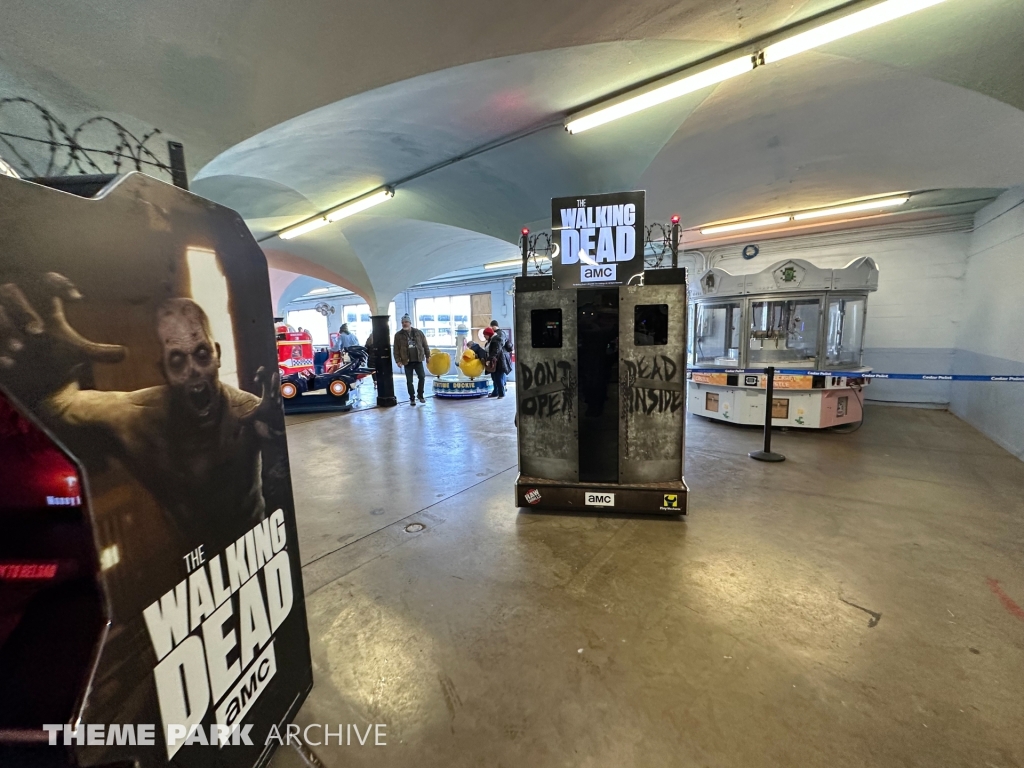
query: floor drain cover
[{"left": 404, "top": 523, "right": 425, "bottom": 533}]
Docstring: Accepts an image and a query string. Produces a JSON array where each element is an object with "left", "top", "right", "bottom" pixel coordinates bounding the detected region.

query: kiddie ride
[
  {"left": 276, "top": 322, "right": 373, "bottom": 413},
  {"left": 430, "top": 347, "right": 495, "bottom": 399}
]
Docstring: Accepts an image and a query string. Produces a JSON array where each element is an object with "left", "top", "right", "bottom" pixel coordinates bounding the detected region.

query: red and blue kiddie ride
[{"left": 275, "top": 322, "right": 373, "bottom": 412}]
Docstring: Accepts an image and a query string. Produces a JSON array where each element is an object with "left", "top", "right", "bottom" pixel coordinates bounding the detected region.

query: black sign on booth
[{"left": 551, "top": 190, "right": 646, "bottom": 289}]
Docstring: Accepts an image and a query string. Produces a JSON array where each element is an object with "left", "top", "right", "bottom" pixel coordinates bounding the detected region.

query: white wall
[
  {"left": 951, "top": 188, "right": 1024, "bottom": 460},
  {"left": 683, "top": 220, "right": 972, "bottom": 405}
]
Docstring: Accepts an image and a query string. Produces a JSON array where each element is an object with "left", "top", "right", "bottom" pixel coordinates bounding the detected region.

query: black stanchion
[{"left": 749, "top": 365, "right": 786, "bottom": 462}]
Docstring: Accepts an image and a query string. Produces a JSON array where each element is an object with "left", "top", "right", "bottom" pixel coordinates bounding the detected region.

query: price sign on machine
[{"left": 551, "top": 191, "right": 646, "bottom": 288}]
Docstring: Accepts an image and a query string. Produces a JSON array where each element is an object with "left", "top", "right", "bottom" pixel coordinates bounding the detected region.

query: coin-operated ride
[
  {"left": 688, "top": 257, "right": 878, "bottom": 428},
  {"left": 275, "top": 322, "right": 373, "bottom": 413},
  {"left": 432, "top": 347, "right": 494, "bottom": 399},
  {"left": 0, "top": 171, "right": 312, "bottom": 768},
  {"left": 515, "top": 191, "right": 688, "bottom": 514}
]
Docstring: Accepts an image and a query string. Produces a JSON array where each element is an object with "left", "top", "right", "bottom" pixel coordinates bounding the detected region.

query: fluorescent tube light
[
  {"left": 763, "top": 0, "right": 949, "bottom": 64},
  {"left": 325, "top": 188, "right": 394, "bottom": 222},
  {"left": 792, "top": 196, "right": 909, "bottom": 220},
  {"left": 279, "top": 187, "right": 394, "bottom": 240},
  {"left": 565, "top": 56, "right": 755, "bottom": 134},
  {"left": 279, "top": 217, "right": 328, "bottom": 240},
  {"left": 306, "top": 287, "right": 331, "bottom": 295},
  {"left": 700, "top": 215, "right": 792, "bottom": 235},
  {"left": 484, "top": 256, "right": 550, "bottom": 270}
]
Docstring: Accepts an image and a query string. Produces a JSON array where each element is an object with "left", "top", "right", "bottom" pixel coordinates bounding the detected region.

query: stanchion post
[{"left": 750, "top": 365, "right": 786, "bottom": 462}]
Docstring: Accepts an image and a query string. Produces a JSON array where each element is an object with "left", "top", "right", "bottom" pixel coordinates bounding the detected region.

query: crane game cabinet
[
  {"left": 515, "top": 191, "right": 689, "bottom": 515},
  {"left": 0, "top": 172, "right": 312, "bottom": 768}
]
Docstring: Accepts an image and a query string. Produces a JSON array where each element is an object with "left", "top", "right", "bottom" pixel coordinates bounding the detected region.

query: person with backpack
[{"left": 482, "top": 325, "right": 513, "bottom": 399}]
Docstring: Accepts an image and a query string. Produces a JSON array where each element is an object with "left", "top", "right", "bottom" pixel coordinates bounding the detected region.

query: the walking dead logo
[
  {"left": 144, "top": 511, "right": 293, "bottom": 758},
  {"left": 551, "top": 191, "right": 646, "bottom": 288}
]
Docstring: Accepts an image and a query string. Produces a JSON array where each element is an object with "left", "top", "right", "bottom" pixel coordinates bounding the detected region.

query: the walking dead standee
[
  {"left": 514, "top": 191, "right": 689, "bottom": 514},
  {"left": 0, "top": 172, "right": 312, "bottom": 768}
]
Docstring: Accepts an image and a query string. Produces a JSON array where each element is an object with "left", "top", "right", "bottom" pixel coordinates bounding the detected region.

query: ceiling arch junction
[{"left": 194, "top": 0, "right": 1024, "bottom": 310}]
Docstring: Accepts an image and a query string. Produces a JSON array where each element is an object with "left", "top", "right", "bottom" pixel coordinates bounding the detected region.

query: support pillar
[{"left": 370, "top": 315, "right": 397, "bottom": 407}]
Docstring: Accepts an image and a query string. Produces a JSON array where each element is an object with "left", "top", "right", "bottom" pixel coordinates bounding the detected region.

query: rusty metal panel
[
  {"left": 514, "top": 286, "right": 578, "bottom": 481},
  {"left": 618, "top": 282, "right": 687, "bottom": 483}
]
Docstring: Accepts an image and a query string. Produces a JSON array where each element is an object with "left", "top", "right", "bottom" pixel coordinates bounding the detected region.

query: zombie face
[{"left": 157, "top": 299, "right": 221, "bottom": 424}]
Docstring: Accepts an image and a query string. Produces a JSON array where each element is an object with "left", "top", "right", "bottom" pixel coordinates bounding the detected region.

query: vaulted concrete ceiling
[{"left": 3, "top": 0, "right": 1023, "bottom": 311}]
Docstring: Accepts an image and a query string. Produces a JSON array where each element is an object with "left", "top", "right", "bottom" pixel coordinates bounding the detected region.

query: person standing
[
  {"left": 483, "top": 326, "right": 512, "bottom": 399},
  {"left": 394, "top": 314, "right": 430, "bottom": 406}
]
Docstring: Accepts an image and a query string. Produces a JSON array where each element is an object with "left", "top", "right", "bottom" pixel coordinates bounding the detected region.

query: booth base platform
[{"left": 515, "top": 475, "right": 688, "bottom": 515}]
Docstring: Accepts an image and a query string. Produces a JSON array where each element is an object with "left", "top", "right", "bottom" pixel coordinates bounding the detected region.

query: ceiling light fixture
[
  {"left": 699, "top": 215, "right": 792, "bottom": 235},
  {"left": 792, "top": 196, "right": 910, "bottom": 220},
  {"left": 698, "top": 194, "right": 912, "bottom": 235},
  {"left": 484, "top": 256, "right": 550, "bottom": 270},
  {"left": 565, "top": 56, "right": 755, "bottom": 134},
  {"left": 564, "top": 0, "right": 948, "bottom": 134},
  {"left": 279, "top": 187, "right": 394, "bottom": 240},
  {"left": 763, "top": 0, "right": 949, "bottom": 64}
]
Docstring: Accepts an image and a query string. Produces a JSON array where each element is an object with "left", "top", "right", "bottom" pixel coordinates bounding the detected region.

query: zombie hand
[
  {"left": 0, "top": 273, "right": 126, "bottom": 399},
  {"left": 243, "top": 365, "right": 283, "bottom": 438}
]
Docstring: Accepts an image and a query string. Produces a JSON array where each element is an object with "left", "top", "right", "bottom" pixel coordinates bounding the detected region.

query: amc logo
[
  {"left": 585, "top": 492, "right": 615, "bottom": 507},
  {"left": 581, "top": 265, "right": 617, "bottom": 283}
]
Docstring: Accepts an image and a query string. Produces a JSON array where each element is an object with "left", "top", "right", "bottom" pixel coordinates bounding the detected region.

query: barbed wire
[
  {"left": 644, "top": 223, "right": 673, "bottom": 268},
  {"left": 527, "top": 232, "right": 553, "bottom": 274},
  {"left": 0, "top": 97, "right": 174, "bottom": 179},
  {"left": 520, "top": 225, "right": 678, "bottom": 272}
]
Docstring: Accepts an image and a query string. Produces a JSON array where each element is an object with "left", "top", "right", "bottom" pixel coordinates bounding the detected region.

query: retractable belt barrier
[
  {"left": 691, "top": 365, "right": 1024, "bottom": 465},
  {"left": 694, "top": 368, "right": 1024, "bottom": 383}
]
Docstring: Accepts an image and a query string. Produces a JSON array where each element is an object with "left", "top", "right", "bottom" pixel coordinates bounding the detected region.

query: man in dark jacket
[
  {"left": 393, "top": 314, "right": 431, "bottom": 405},
  {"left": 483, "top": 326, "right": 512, "bottom": 399}
]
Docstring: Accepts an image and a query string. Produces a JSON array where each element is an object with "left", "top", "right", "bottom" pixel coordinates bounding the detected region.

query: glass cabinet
[
  {"left": 693, "top": 302, "right": 741, "bottom": 366},
  {"left": 691, "top": 292, "right": 870, "bottom": 370}
]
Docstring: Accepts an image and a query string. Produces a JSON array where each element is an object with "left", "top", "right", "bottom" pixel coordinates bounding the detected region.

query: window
[
  {"left": 339, "top": 301, "right": 396, "bottom": 346},
  {"left": 634, "top": 304, "right": 668, "bottom": 346},
  {"left": 825, "top": 297, "right": 866, "bottom": 367},
  {"left": 531, "top": 308, "right": 562, "bottom": 348},
  {"left": 414, "top": 295, "right": 472, "bottom": 347},
  {"left": 285, "top": 309, "right": 330, "bottom": 345},
  {"left": 748, "top": 298, "right": 821, "bottom": 367},
  {"left": 693, "top": 302, "right": 741, "bottom": 366}
]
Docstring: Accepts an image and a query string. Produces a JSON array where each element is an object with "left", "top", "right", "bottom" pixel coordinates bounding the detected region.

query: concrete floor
[{"left": 272, "top": 388, "right": 1024, "bottom": 768}]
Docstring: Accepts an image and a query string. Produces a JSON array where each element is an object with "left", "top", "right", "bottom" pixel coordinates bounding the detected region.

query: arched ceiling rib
[
  {"left": 0, "top": 0, "right": 849, "bottom": 167},
  {"left": 3, "top": 0, "right": 1023, "bottom": 308}
]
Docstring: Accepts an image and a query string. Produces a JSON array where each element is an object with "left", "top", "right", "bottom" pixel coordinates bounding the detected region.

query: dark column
[{"left": 371, "top": 315, "right": 397, "bottom": 407}]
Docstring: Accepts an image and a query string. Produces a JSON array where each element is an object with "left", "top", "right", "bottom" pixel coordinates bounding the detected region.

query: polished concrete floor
[{"left": 272, "top": 387, "right": 1024, "bottom": 768}]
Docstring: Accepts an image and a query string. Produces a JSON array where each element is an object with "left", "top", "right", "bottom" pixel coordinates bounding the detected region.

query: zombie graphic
[{"left": 0, "top": 273, "right": 280, "bottom": 553}]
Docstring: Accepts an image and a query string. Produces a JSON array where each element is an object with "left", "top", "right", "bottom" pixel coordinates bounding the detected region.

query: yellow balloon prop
[
  {"left": 427, "top": 350, "right": 451, "bottom": 377},
  {"left": 459, "top": 349, "right": 485, "bottom": 379}
]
